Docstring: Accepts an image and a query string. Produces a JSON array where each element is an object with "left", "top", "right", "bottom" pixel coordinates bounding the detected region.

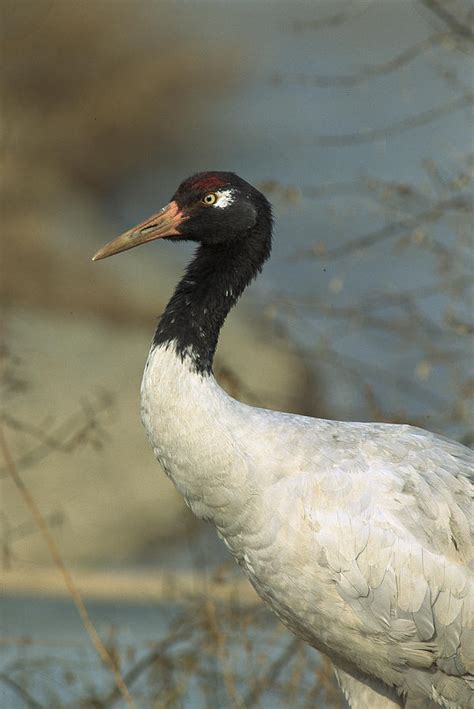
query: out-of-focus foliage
[
  {"left": 0, "top": 598, "right": 343, "bottom": 708},
  {"left": 258, "top": 0, "right": 474, "bottom": 444}
]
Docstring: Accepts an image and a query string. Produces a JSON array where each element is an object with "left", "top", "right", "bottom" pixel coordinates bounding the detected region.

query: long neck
[{"left": 153, "top": 228, "right": 271, "bottom": 374}]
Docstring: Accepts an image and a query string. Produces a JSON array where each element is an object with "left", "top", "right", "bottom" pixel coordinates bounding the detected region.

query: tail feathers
[
  {"left": 430, "top": 671, "right": 474, "bottom": 708},
  {"left": 333, "top": 667, "right": 403, "bottom": 708},
  {"left": 405, "top": 667, "right": 474, "bottom": 708}
]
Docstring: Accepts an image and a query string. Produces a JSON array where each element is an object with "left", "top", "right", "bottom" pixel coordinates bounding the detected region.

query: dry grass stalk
[
  {"left": 204, "top": 598, "right": 245, "bottom": 708},
  {"left": 0, "top": 425, "right": 136, "bottom": 709}
]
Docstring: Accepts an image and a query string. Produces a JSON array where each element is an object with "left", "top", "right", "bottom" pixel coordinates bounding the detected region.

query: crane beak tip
[{"left": 91, "top": 201, "right": 184, "bottom": 262}]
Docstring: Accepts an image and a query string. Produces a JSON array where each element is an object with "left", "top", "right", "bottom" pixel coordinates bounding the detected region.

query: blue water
[{"left": 0, "top": 594, "right": 332, "bottom": 708}]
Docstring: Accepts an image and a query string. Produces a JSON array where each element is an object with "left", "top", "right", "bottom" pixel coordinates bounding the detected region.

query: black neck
[{"left": 153, "top": 226, "right": 272, "bottom": 374}]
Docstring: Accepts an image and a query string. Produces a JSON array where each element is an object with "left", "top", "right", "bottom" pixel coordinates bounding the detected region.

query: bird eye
[{"left": 201, "top": 192, "right": 218, "bottom": 206}]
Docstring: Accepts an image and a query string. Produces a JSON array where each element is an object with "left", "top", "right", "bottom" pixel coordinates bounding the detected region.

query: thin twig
[
  {"left": 205, "top": 599, "right": 245, "bottom": 708},
  {"left": 100, "top": 618, "right": 195, "bottom": 707},
  {"left": 0, "top": 391, "right": 113, "bottom": 479},
  {"left": 0, "top": 426, "right": 136, "bottom": 709},
  {"left": 244, "top": 637, "right": 302, "bottom": 706},
  {"left": 314, "top": 92, "right": 474, "bottom": 146},
  {"left": 278, "top": 33, "right": 451, "bottom": 88},
  {"left": 0, "top": 672, "right": 44, "bottom": 709},
  {"left": 420, "top": 0, "right": 474, "bottom": 41},
  {"left": 292, "top": 1, "right": 375, "bottom": 32},
  {"left": 315, "top": 195, "right": 470, "bottom": 259}
]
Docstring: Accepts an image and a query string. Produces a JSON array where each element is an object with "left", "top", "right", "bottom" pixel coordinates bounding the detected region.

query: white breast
[
  {"left": 140, "top": 341, "right": 474, "bottom": 707},
  {"left": 140, "top": 343, "right": 259, "bottom": 527}
]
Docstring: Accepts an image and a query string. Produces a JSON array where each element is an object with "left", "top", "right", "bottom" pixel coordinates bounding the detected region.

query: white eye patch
[{"left": 214, "top": 189, "right": 235, "bottom": 209}]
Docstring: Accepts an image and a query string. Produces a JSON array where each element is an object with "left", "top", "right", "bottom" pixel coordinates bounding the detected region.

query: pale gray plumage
[
  {"left": 142, "top": 344, "right": 474, "bottom": 709},
  {"left": 95, "top": 171, "right": 473, "bottom": 708}
]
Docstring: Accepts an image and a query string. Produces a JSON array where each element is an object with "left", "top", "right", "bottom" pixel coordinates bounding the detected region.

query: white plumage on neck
[
  {"left": 141, "top": 342, "right": 258, "bottom": 529},
  {"left": 141, "top": 341, "right": 473, "bottom": 707}
]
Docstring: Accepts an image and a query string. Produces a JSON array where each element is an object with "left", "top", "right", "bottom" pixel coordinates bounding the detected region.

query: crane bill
[{"left": 92, "top": 201, "right": 186, "bottom": 261}]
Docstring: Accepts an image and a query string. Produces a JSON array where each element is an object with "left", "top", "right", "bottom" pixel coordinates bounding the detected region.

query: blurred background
[{"left": 1, "top": 0, "right": 473, "bottom": 706}]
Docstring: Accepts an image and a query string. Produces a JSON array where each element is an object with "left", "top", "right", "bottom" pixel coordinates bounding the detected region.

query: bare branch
[
  {"left": 314, "top": 93, "right": 474, "bottom": 146},
  {"left": 244, "top": 637, "right": 302, "bottom": 706},
  {"left": 317, "top": 347, "right": 450, "bottom": 416},
  {"left": 0, "top": 427, "right": 136, "bottom": 709},
  {"left": 0, "top": 390, "right": 114, "bottom": 479},
  {"left": 99, "top": 619, "right": 195, "bottom": 707},
  {"left": 204, "top": 599, "right": 244, "bottom": 708},
  {"left": 292, "top": 1, "right": 376, "bottom": 32},
  {"left": 276, "top": 33, "right": 453, "bottom": 88},
  {"left": 311, "top": 195, "right": 471, "bottom": 259},
  {"left": 0, "top": 672, "right": 44, "bottom": 709},
  {"left": 420, "top": 0, "right": 474, "bottom": 41}
]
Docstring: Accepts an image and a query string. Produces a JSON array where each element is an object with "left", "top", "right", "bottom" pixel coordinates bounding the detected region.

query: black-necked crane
[{"left": 93, "top": 172, "right": 473, "bottom": 708}]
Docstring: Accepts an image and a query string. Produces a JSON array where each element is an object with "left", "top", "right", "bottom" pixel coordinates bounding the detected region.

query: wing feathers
[{"left": 272, "top": 418, "right": 473, "bottom": 704}]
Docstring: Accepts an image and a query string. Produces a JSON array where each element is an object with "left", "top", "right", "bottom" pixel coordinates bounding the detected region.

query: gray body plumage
[{"left": 142, "top": 343, "right": 474, "bottom": 708}]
